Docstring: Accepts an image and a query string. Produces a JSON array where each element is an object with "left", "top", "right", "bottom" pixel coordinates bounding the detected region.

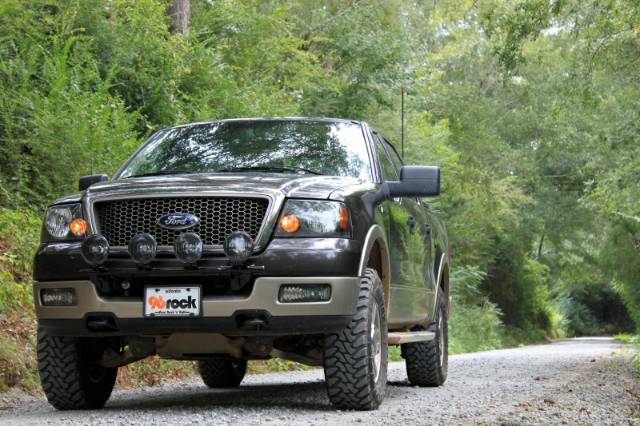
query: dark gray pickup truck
[{"left": 33, "top": 118, "right": 450, "bottom": 410}]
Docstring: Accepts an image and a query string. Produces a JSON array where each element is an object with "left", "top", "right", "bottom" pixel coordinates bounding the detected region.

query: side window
[
  {"left": 372, "top": 133, "right": 397, "bottom": 182},
  {"left": 382, "top": 138, "right": 404, "bottom": 177}
]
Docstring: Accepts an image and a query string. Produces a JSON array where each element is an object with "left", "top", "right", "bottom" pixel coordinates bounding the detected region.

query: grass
[
  {"left": 248, "top": 359, "right": 310, "bottom": 374},
  {"left": 0, "top": 313, "right": 39, "bottom": 392},
  {"left": 115, "top": 358, "right": 197, "bottom": 389},
  {"left": 615, "top": 333, "right": 640, "bottom": 345},
  {"left": 388, "top": 345, "right": 403, "bottom": 362}
]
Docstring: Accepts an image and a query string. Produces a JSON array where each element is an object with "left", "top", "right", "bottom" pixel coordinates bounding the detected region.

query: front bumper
[{"left": 34, "top": 277, "right": 360, "bottom": 337}]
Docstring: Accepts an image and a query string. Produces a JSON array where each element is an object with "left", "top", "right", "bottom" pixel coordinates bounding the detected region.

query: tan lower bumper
[{"left": 34, "top": 277, "right": 361, "bottom": 320}]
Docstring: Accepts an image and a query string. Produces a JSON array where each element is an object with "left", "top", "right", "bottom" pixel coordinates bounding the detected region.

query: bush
[
  {"left": 0, "top": 207, "right": 41, "bottom": 315},
  {"left": 448, "top": 265, "right": 504, "bottom": 354}
]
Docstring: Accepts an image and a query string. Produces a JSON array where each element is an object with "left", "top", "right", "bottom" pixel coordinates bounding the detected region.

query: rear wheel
[
  {"left": 198, "top": 358, "right": 247, "bottom": 388},
  {"left": 37, "top": 327, "right": 117, "bottom": 410},
  {"left": 404, "top": 290, "right": 448, "bottom": 386},
  {"left": 323, "top": 268, "right": 388, "bottom": 410}
]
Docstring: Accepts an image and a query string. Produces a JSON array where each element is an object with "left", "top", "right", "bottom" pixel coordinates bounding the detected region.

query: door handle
[
  {"left": 424, "top": 224, "right": 431, "bottom": 236},
  {"left": 406, "top": 216, "right": 416, "bottom": 235}
]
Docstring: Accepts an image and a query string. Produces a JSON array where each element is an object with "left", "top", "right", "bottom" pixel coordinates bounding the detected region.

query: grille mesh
[{"left": 96, "top": 197, "right": 269, "bottom": 247}]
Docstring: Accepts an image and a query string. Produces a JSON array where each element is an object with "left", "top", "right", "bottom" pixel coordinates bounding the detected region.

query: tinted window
[
  {"left": 373, "top": 133, "right": 397, "bottom": 181},
  {"left": 118, "top": 121, "right": 371, "bottom": 180},
  {"left": 381, "top": 137, "right": 404, "bottom": 176}
]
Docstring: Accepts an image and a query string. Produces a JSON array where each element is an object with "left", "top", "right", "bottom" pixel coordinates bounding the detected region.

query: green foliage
[
  {"left": 0, "top": 333, "right": 39, "bottom": 391},
  {"left": 248, "top": 359, "right": 309, "bottom": 374},
  {"left": 449, "top": 265, "right": 504, "bottom": 353},
  {"left": 388, "top": 345, "right": 403, "bottom": 362},
  {"left": 116, "top": 358, "right": 197, "bottom": 388},
  {"left": 615, "top": 334, "right": 639, "bottom": 345},
  {"left": 0, "top": 208, "right": 40, "bottom": 315}
]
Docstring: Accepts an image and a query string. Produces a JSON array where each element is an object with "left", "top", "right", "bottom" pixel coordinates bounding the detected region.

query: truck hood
[{"left": 79, "top": 173, "right": 364, "bottom": 201}]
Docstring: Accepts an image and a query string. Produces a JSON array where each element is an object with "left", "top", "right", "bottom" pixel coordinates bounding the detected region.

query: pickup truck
[{"left": 33, "top": 117, "right": 450, "bottom": 410}]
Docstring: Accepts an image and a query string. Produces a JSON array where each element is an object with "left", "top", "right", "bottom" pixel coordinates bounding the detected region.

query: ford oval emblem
[{"left": 157, "top": 213, "right": 200, "bottom": 230}]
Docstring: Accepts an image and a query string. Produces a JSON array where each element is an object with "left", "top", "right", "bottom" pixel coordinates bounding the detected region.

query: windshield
[{"left": 117, "top": 120, "right": 371, "bottom": 180}]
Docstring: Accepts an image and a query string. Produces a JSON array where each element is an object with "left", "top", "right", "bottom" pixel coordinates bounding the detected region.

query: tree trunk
[
  {"left": 537, "top": 230, "right": 545, "bottom": 258},
  {"left": 168, "top": 0, "right": 190, "bottom": 35}
]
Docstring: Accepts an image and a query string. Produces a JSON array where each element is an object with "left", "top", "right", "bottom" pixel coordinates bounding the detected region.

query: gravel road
[{"left": 1, "top": 337, "right": 637, "bottom": 426}]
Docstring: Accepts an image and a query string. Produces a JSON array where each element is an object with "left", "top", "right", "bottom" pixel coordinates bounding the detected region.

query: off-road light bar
[{"left": 278, "top": 284, "right": 331, "bottom": 303}]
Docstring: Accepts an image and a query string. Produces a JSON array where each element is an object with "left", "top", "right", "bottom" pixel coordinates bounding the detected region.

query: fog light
[
  {"left": 278, "top": 285, "right": 332, "bottom": 303},
  {"left": 41, "top": 288, "right": 77, "bottom": 306},
  {"left": 223, "top": 231, "right": 254, "bottom": 263},
  {"left": 128, "top": 233, "right": 157, "bottom": 264},
  {"left": 174, "top": 232, "right": 203, "bottom": 264},
  {"left": 80, "top": 234, "right": 109, "bottom": 266}
]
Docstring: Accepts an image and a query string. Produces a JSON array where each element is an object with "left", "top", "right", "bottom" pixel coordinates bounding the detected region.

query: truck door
[{"left": 373, "top": 133, "right": 433, "bottom": 326}]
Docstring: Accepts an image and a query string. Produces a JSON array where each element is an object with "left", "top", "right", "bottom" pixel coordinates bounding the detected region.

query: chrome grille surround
[{"left": 94, "top": 195, "right": 271, "bottom": 249}]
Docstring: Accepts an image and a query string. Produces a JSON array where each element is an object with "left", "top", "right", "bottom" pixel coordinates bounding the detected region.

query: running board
[{"left": 388, "top": 331, "right": 435, "bottom": 345}]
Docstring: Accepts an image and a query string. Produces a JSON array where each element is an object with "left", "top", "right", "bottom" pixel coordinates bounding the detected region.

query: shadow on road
[{"left": 107, "top": 381, "right": 336, "bottom": 412}]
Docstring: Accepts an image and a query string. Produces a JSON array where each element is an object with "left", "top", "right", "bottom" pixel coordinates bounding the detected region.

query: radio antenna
[
  {"left": 401, "top": 86, "right": 405, "bottom": 159},
  {"left": 90, "top": 124, "right": 93, "bottom": 177}
]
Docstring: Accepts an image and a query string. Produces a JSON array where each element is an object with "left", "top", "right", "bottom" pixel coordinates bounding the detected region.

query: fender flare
[
  {"left": 357, "top": 224, "right": 391, "bottom": 311},
  {"left": 432, "top": 253, "right": 450, "bottom": 320}
]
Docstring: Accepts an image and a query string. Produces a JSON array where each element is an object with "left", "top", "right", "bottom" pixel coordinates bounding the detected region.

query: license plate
[{"left": 143, "top": 286, "right": 202, "bottom": 318}]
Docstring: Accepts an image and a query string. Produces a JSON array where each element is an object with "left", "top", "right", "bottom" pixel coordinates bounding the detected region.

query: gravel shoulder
[{"left": 1, "top": 337, "right": 637, "bottom": 426}]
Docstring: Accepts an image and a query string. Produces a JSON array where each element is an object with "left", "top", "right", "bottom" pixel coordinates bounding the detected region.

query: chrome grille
[{"left": 96, "top": 197, "right": 269, "bottom": 247}]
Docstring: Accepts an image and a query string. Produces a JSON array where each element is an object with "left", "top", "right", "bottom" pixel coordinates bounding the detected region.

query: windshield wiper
[
  {"left": 216, "top": 166, "right": 326, "bottom": 175},
  {"left": 123, "top": 170, "right": 195, "bottom": 179}
]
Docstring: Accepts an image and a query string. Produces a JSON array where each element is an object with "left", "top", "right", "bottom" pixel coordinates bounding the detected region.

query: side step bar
[{"left": 388, "top": 331, "right": 435, "bottom": 345}]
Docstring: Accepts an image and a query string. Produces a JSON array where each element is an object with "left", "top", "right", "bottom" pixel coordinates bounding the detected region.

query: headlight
[
  {"left": 275, "top": 200, "right": 351, "bottom": 238},
  {"left": 45, "top": 204, "right": 84, "bottom": 239}
]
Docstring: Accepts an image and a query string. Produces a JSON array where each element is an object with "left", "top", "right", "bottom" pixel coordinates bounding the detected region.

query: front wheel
[
  {"left": 37, "top": 327, "right": 118, "bottom": 410},
  {"left": 323, "top": 268, "right": 388, "bottom": 410},
  {"left": 404, "top": 290, "right": 448, "bottom": 386}
]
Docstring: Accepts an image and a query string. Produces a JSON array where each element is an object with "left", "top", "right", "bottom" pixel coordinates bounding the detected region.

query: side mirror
[
  {"left": 79, "top": 174, "right": 109, "bottom": 191},
  {"left": 386, "top": 166, "right": 440, "bottom": 198}
]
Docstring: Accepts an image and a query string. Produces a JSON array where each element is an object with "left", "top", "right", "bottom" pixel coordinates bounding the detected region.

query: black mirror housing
[
  {"left": 79, "top": 174, "right": 109, "bottom": 191},
  {"left": 386, "top": 166, "right": 440, "bottom": 198}
]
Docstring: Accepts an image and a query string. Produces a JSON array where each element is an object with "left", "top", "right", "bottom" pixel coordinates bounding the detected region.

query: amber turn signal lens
[
  {"left": 70, "top": 219, "right": 87, "bottom": 236},
  {"left": 280, "top": 215, "right": 300, "bottom": 233},
  {"left": 339, "top": 207, "right": 348, "bottom": 230}
]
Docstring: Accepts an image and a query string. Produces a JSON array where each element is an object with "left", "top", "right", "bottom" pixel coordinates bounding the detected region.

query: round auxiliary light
[
  {"left": 128, "top": 233, "right": 157, "bottom": 264},
  {"left": 80, "top": 234, "right": 109, "bottom": 266},
  {"left": 223, "top": 231, "right": 254, "bottom": 263},
  {"left": 174, "top": 232, "right": 203, "bottom": 264}
]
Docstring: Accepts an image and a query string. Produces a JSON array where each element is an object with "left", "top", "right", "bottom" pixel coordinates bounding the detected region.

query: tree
[{"left": 168, "top": 0, "right": 190, "bottom": 34}]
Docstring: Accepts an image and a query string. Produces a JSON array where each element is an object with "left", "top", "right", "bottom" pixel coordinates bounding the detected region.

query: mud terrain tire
[
  {"left": 198, "top": 358, "right": 247, "bottom": 388},
  {"left": 37, "top": 327, "right": 117, "bottom": 410},
  {"left": 323, "top": 268, "right": 388, "bottom": 410},
  {"left": 404, "top": 290, "right": 448, "bottom": 386}
]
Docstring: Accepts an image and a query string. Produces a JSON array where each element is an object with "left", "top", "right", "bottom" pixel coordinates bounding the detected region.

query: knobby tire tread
[
  {"left": 37, "top": 327, "right": 116, "bottom": 410},
  {"left": 198, "top": 358, "right": 247, "bottom": 388},
  {"left": 323, "top": 268, "right": 387, "bottom": 410},
  {"left": 404, "top": 291, "right": 448, "bottom": 386}
]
